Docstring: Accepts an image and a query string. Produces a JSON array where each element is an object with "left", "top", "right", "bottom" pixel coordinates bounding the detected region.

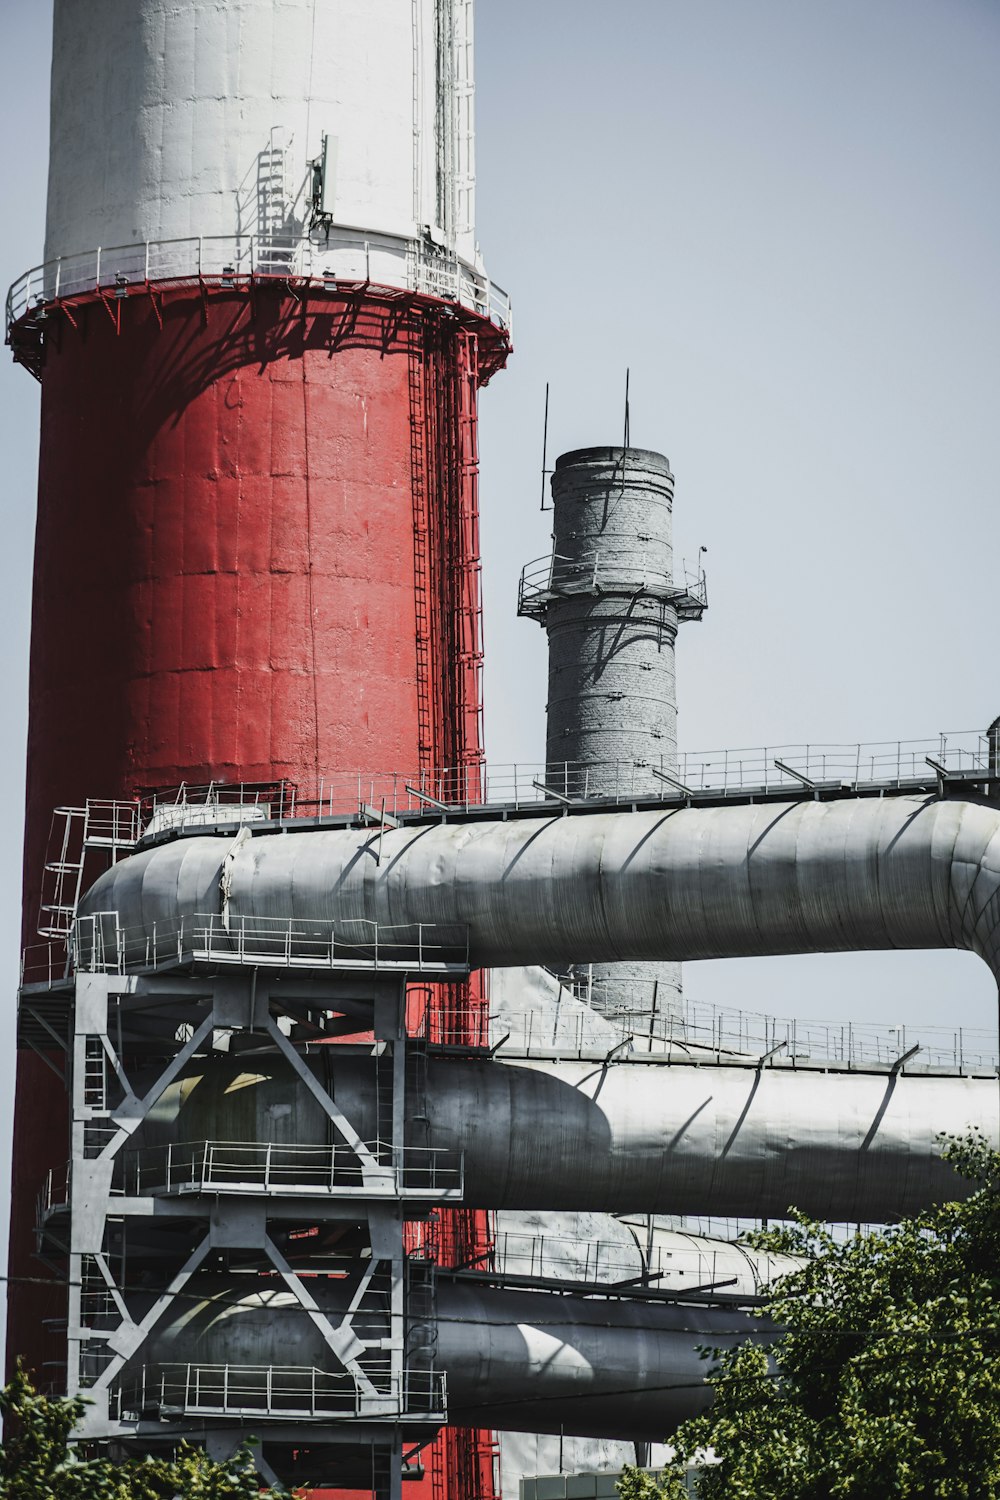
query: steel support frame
[{"left": 54, "top": 960, "right": 454, "bottom": 1500}]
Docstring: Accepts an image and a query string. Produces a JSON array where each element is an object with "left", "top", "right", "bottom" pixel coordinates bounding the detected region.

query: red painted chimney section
[{"left": 8, "top": 276, "right": 507, "bottom": 1497}]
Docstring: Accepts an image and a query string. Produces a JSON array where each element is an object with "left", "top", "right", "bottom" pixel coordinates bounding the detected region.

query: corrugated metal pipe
[
  {"left": 127, "top": 1273, "right": 769, "bottom": 1441},
  {"left": 133, "top": 1051, "right": 996, "bottom": 1223},
  {"left": 81, "top": 794, "right": 1000, "bottom": 979}
]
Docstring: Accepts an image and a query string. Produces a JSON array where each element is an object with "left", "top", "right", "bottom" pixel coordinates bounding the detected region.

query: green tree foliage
[
  {"left": 619, "top": 1132, "right": 1000, "bottom": 1500},
  {"left": 0, "top": 1365, "right": 290, "bottom": 1498}
]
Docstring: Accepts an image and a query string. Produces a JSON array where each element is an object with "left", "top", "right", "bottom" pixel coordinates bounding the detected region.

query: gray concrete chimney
[{"left": 518, "top": 444, "right": 706, "bottom": 1024}]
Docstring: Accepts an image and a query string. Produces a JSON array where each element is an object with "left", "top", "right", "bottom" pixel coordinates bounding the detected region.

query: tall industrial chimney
[
  {"left": 7, "top": 4, "right": 508, "bottom": 1496},
  {"left": 518, "top": 445, "right": 706, "bottom": 1022}
]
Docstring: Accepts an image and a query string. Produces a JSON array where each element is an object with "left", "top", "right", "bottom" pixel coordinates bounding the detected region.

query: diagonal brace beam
[
  {"left": 100, "top": 1012, "right": 217, "bottom": 1160},
  {"left": 264, "top": 1016, "right": 382, "bottom": 1175},
  {"left": 263, "top": 1237, "right": 376, "bottom": 1395},
  {"left": 95, "top": 1233, "right": 212, "bottom": 1388}
]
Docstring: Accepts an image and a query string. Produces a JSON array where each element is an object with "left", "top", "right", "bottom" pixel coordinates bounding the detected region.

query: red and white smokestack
[{"left": 7, "top": 0, "right": 508, "bottom": 1442}]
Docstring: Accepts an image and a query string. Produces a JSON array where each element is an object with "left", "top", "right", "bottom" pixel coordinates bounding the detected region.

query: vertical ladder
[
  {"left": 404, "top": 1044, "right": 431, "bottom": 1190},
  {"left": 434, "top": 0, "right": 456, "bottom": 240},
  {"left": 38, "top": 800, "right": 140, "bottom": 938},
  {"left": 38, "top": 807, "right": 88, "bottom": 937},
  {"left": 452, "top": 0, "right": 476, "bottom": 238},
  {"left": 256, "top": 126, "right": 298, "bottom": 274},
  {"left": 409, "top": 350, "right": 437, "bottom": 768},
  {"left": 452, "top": 329, "right": 485, "bottom": 780},
  {"left": 375, "top": 1050, "right": 396, "bottom": 1167},
  {"left": 83, "top": 1037, "right": 107, "bottom": 1112}
]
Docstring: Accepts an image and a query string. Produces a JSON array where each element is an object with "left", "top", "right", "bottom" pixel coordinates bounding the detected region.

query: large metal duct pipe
[
  {"left": 437, "top": 1280, "right": 757, "bottom": 1438},
  {"left": 127, "top": 1275, "right": 762, "bottom": 1441},
  {"left": 81, "top": 793, "right": 1000, "bottom": 980},
  {"left": 130, "top": 1052, "right": 994, "bottom": 1222}
]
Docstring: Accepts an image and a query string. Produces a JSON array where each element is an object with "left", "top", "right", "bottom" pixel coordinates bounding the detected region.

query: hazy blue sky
[{"left": 1, "top": 0, "right": 999, "bottom": 1341}]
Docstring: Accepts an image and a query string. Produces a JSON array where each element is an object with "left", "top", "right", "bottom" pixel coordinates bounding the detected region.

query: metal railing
[
  {"left": 45, "top": 731, "right": 997, "bottom": 864},
  {"left": 118, "top": 1139, "right": 463, "bottom": 1199},
  {"left": 128, "top": 729, "right": 999, "bottom": 830},
  {"left": 492, "top": 1227, "right": 794, "bottom": 1294},
  {"left": 480, "top": 997, "right": 997, "bottom": 1073},
  {"left": 6, "top": 227, "right": 512, "bottom": 337},
  {"left": 550, "top": 970, "right": 999, "bottom": 1071},
  {"left": 672, "top": 1001, "right": 995, "bottom": 1073},
  {"left": 36, "top": 1164, "right": 69, "bottom": 1229},
  {"left": 20, "top": 940, "right": 71, "bottom": 988},
  {"left": 674, "top": 731, "right": 995, "bottom": 795},
  {"left": 463, "top": 976, "right": 999, "bottom": 1072},
  {"left": 109, "top": 1362, "right": 446, "bottom": 1423},
  {"left": 681, "top": 1213, "right": 887, "bottom": 1244},
  {"left": 80, "top": 799, "right": 143, "bottom": 848},
  {"left": 518, "top": 550, "right": 708, "bottom": 619},
  {"left": 71, "top": 911, "right": 470, "bottom": 976}
]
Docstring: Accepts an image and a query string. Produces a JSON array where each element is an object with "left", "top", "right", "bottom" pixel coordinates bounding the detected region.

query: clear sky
[{"left": 1, "top": 0, "right": 999, "bottom": 1347}]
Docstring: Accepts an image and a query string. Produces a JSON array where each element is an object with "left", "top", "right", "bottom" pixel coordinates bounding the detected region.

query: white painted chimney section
[{"left": 45, "top": 0, "right": 478, "bottom": 269}]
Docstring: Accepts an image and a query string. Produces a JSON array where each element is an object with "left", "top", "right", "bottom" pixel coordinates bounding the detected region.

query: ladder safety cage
[{"left": 38, "top": 800, "right": 141, "bottom": 938}]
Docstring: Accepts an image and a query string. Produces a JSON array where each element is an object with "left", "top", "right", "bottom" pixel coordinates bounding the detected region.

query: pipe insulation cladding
[
  {"left": 132, "top": 1052, "right": 998, "bottom": 1222},
  {"left": 81, "top": 794, "right": 1000, "bottom": 979},
  {"left": 122, "top": 1275, "right": 767, "bottom": 1442}
]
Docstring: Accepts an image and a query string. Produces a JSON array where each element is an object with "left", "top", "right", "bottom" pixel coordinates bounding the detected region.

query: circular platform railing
[{"left": 6, "top": 225, "right": 512, "bottom": 340}]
